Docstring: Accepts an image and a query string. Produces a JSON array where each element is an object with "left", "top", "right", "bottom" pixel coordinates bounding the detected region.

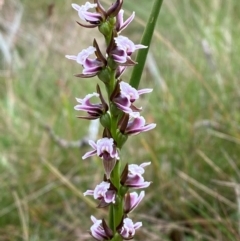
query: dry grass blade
[
  {"left": 0, "top": 0, "right": 23, "bottom": 66},
  {"left": 235, "top": 185, "right": 240, "bottom": 236},
  {"left": 197, "top": 149, "right": 226, "bottom": 177},
  {"left": 212, "top": 180, "right": 240, "bottom": 236},
  {"left": 187, "top": 186, "right": 221, "bottom": 218},
  {"left": 177, "top": 170, "right": 237, "bottom": 209},
  {"left": 208, "top": 129, "right": 240, "bottom": 145},
  {"left": 0, "top": 182, "right": 59, "bottom": 218},
  {"left": 13, "top": 191, "right": 29, "bottom": 241},
  {"left": 211, "top": 180, "right": 239, "bottom": 188},
  {"left": 137, "top": 214, "right": 217, "bottom": 241},
  {"left": 140, "top": 137, "right": 161, "bottom": 180},
  {"left": 41, "top": 158, "right": 100, "bottom": 212},
  {"left": 146, "top": 51, "right": 169, "bottom": 93},
  {"left": 222, "top": 150, "right": 240, "bottom": 179}
]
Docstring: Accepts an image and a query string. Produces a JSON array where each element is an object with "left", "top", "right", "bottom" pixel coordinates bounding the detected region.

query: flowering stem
[{"left": 66, "top": 1, "right": 157, "bottom": 239}]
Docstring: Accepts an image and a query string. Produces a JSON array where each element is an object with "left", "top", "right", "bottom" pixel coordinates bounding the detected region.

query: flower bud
[
  {"left": 100, "top": 113, "right": 111, "bottom": 129},
  {"left": 99, "top": 21, "right": 112, "bottom": 37}
]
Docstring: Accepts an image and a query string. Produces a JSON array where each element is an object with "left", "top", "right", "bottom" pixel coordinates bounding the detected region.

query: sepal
[
  {"left": 120, "top": 163, "right": 129, "bottom": 185},
  {"left": 107, "top": 0, "right": 123, "bottom": 18},
  {"left": 103, "top": 158, "right": 117, "bottom": 179},
  {"left": 96, "top": 84, "right": 108, "bottom": 112},
  {"left": 102, "top": 219, "right": 114, "bottom": 239}
]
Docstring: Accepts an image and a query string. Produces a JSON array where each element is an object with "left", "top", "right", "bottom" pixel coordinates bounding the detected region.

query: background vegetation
[{"left": 1, "top": 0, "right": 240, "bottom": 240}]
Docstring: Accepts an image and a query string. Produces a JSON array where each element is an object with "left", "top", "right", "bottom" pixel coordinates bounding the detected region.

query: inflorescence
[{"left": 65, "top": 1, "right": 156, "bottom": 240}]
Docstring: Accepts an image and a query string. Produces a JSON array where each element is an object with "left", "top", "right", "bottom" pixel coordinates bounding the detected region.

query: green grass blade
[{"left": 129, "top": 0, "right": 164, "bottom": 88}]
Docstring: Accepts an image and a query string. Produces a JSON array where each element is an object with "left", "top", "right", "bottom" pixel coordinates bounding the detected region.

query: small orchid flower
[
  {"left": 115, "top": 36, "right": 147, "bottom": 55},
  {"left": 66, "top": 46, "right": 96, "bottom": 64},
  {"left": 66, "top": 45, "right": 104, "bottom": 77},
  {"left": 84, "top": 181, "right": 116, "bottom": 207},
  {"left": 129, "top": 162, "right": 151, "bottom": 176},
  {"left": 125, "top": 113, "right": 156, "bottom": 135},
  {"left": 82, "top": 138, "right": 119, "bottom": 179},
  {"left": 74, "top": 93, "right": 104, "bottom": 120},
  {"left": 121, "top": 162, "right": 151, "bottom": 189},
  {"left": 82, "top": 138, "right": 119, "bottom": 160},
  {"left": 116, "top": 10, "right": 135, "bottom": 33},
  {"left": 124, "top": 191, "right": 145, "bottom": 213},
  {"left": 112, "top": 93, "right": 133, "bottom": 113},
  {"left": 111, "top": 36, "right": 147, "bottom": 64},
  {"left": 112, "top": 81, "right": 152, "bottom": 114},
  {"left": 120, "top": 81, "right": 152, "bottom": 102},
  {"left": 119, "top": 218, "right": 142, "bottom": 239},
  {"left": 90, "top": 216, "right": 113, "bottom": 241},
  {"left": 72, "top": 2, "right": 102, "bottom": 23},
  {"left": 115, "top": 66, "right": 127, "bottom": 78},
  {"left": 124, "top": 173, "right": 151, "bottom": 189}
]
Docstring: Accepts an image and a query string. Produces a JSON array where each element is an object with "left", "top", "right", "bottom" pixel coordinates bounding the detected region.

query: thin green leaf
[{"left": 129, "top": 0, "right": 164, "bottom": 89}]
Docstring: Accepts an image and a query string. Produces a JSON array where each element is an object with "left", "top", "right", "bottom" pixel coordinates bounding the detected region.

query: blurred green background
[{"left": 1, "top": 0, "right": 240, "bottom": 240}]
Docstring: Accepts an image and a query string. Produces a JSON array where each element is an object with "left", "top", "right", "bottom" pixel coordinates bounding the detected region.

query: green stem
[
  {"left": 110, "top": 161, "right": 123, "bottom": 241},
  {"left": 129, "top": 0, "right": 164, "bottom": 89}
]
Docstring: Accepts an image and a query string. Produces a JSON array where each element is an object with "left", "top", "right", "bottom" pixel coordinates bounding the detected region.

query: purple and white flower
[
  {"left": 111, "top": 36, "right": 147, "bottom": 64},
  {"left": 82, "top": 138, "right": 119, "bottom": 160},
  {"left": 129, "top": 162, "right": 151, "bottom": 176},
  {"left": 122, "top": 162, "right": 151, "bottom": 189},
  {"left": 119, "top": 218, "right": 142, "bottom": 239},
  {"left": 125, "top": 113, "right": 156, "bottom": 135},
  {"left": 113, "top": 81, "right": 152, "bottom": 114},
  {"left": 115, "top": 66, "right": 127, "bottom": 78},
  {"left": 74, "top": 93, "right": 104, "bottom": 120},
  {"left": 66, "top": 46, "right": 95, "bottom": 64},
  {"left": 72, "top": 2, "right": 102, "bottom": 23},
  {"left": 120, "top": 81, "right": 152, "bottom": 102},
  {"left": 65, "top": 46, "right": 103, "bottom": 76},
  {"left": 124, "top": 191, "right": 145, "bottom": 213},
  {"left": 115, "top": 36, "right": 147, "bottom": 55},
  {"left": 84, "top": 181, "right": 116, "bottom": 205},
  {"left": 82, "top": 138, "right": 119, "bottom": 178},
  {"left": 90, "top": 216, "right": 112, "bottom": 241},
  {"left": 112, "top": 93, "right": 133, "bottom": 113},
  {"left": 116, "top": 10, "right": 135, "bottom": 33},
  {"left": 124, "top": 174, "right": 151, "bottom": 189}
]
